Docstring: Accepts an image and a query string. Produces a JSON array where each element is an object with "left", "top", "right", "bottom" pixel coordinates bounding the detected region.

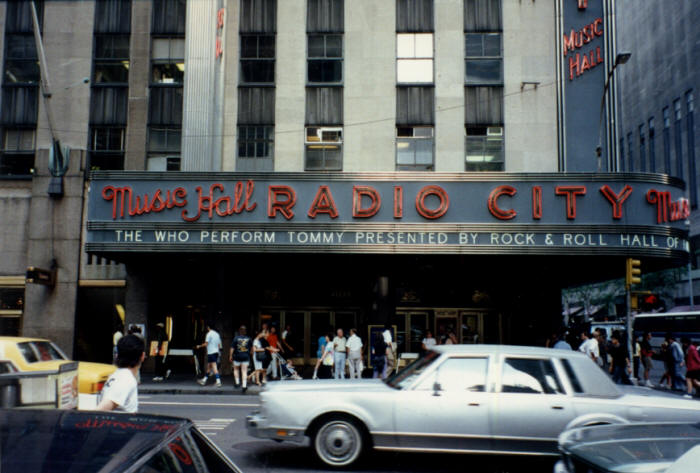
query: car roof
[
  {"left": 431, "top": 344, "right": 588, "bottom": 359},
  {"left": 0, "top": 409, "right": 192, "bottom": 473}
]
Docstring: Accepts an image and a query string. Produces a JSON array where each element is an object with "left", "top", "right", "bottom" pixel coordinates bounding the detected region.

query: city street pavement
[
  {"left": 139, "top": 373, "right": 264, "bottom": 395},
  {"left": 138, "top": 393, "right": 557, "bottom": 473}
]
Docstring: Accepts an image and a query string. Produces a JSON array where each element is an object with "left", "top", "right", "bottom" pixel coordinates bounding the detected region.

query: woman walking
[
  {"left": 250, "top": 330, "right": 267, "bottom": 386},
  {"left": 312, "top": 332, "right": 330, "bottom": 379}
]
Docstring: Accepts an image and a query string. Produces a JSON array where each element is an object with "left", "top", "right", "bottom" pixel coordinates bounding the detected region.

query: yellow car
[{"left": 0, "top": 336, "right": 116, "bottom": 394}]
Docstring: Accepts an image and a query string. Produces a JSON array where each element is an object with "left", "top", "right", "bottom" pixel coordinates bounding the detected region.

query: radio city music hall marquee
[{"left": 85, "top": 172, "right": 690, "bottom": 258}]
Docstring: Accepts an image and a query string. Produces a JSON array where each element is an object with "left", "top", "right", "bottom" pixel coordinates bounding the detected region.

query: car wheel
[{"left": 313, "top": 416, "right": 364, "bottom": 468}]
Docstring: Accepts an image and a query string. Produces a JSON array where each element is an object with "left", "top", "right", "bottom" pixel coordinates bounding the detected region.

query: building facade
[
  {"left": 0, "top": 0, "right": 689, "bottom": 371},
  {"left": 615, "top": 0, "right": 699, "bottom": 306}
]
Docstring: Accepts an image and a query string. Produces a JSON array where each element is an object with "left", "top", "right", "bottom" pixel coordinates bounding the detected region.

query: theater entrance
[{"left": 257, "top": 308, "right": 361, "bottom": 364}]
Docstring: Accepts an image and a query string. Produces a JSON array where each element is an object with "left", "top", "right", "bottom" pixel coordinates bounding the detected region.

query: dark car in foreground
[
  {"left": 556, "top": 422, "right": 700, "bottom": 473},
  {"left": 0, "top": 409, "right": 241, "bottom": 473}
]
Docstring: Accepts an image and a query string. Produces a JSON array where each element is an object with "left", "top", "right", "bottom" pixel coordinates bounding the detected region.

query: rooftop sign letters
[{"left": 86, "top": 172, "right": 689, "bottom": 258}]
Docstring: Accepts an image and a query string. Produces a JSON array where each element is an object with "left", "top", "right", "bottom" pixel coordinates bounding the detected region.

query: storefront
[{"left": 84, "top": 171, "right": 689, "bottom": 368}]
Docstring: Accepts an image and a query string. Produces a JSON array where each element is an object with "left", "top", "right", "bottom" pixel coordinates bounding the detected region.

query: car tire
[{"left": 312, "top": 416, "right": 365, "bottom": 468}]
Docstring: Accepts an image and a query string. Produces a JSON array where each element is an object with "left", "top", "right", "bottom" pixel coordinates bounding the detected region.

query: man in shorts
[
  {"left": 197, "top": 323, "right": 223, "bottom": 387},
  {"left": 97, "top": 334, "right": 145, "bottom": 413},
  {"left": 229, "top": 325, "right": 251, "bottom": 393}
]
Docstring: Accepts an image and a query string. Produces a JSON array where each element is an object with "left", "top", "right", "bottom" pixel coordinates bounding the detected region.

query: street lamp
[{"left": 596, "top": 52, "right": 632, "bottom": 172}]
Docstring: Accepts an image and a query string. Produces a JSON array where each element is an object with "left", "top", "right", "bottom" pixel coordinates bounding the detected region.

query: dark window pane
[
  {"left": 258, "top": 35, "right": 276, "bottom": 57},
  {"left": 152, "top": 0, "right": 186, "bottom": 34},
  {"left": 1, "top": 87, "right": 39, "bottom": 125},
  {"left": 90, "top": 87, "right": 128, "bottom": 125},
  {"left": 396, "top": 0, "right": 433, "bottom": 33},
  {"left": 465, "top": 34, "right": 483, "bottom": 56},
  {"left": 166, "top": 157, "right": 181, "bottom": 171},
  {"left": 4, "top": 60, "right": 40, "bottom": 84},
  {"left": 6, "top": 1, "right": 43, "bottom": 33},
  {"left": 325, "top": 35, "right": 342, "bottom": 57},
  {"left": 240, "top": 0, "right": 277, "bottom": 33},
  {"left": 464, "top": 0, "right": 502, "bottom": 32},
  {"left": 95, "top": 35, "right": 130, "bottom": 59},
  {"left": 308, "top": 35, "right": 325, "bottom": 57},
  {"left": 0, "top": 153, "right": 34, "bottom": 175},
  {"left": 95, "top": 63, "right": 130, "bottom": 83},
  {"left": 308, "top": 60, "right": 342, "bottom": 82},
  {"left": 307, "top": 0, "right": 344, "bottom": 33},
  {"left": 148, "top": 87, "right": 183, "bottom": 125},
  {"left": 88, "top": 153, "right": 124, "bottom": 170},
  {"left": 241, "top": 36, "right": 259, "bottom": 58},
  {"left": 95, "top": 0, "right": 132, "bottom": 34},
  {"left": 241, "top": 60, "right": 275, "bottom": 83},
  {"left": 466, "top": 59, "right": 502, "bottom": 85},
  {"left": 483, "top": 34, "right": 501, "bottom": 56},
  {"left": 6, "top": 35, "right": 37, "bottom": 59}
]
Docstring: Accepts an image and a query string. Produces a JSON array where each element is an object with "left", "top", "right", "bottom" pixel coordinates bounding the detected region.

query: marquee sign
[{"left": 86, "top": 172, "right": 689, "bottom": 258}]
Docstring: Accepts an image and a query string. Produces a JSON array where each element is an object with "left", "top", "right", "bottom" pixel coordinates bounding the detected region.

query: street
[{"left": 139, "top": 393, "right": 557, "bottom": 473}]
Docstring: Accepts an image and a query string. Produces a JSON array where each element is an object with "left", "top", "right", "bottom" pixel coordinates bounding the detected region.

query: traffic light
[{"left": 625, "top": 258, "right": 642, "bottom": 287}]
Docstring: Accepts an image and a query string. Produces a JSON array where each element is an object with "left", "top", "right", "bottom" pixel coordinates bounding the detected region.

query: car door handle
[
  {"left": 551, "top": 406, "right": 564, "bottom": 410},
  {"left": 468, "top": 402, "right": 480, "bottom": 406}
]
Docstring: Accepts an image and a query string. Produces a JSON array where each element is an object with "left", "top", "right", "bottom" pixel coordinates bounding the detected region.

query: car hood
[
  {"left": 617, "top": 386, "right": 700, "bottom": 409},
  {"left": 263, "top": 379, "right": 393, "bottom": 393}
]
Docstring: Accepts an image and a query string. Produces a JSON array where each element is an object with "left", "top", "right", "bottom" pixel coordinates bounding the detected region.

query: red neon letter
[
  {"left": 394, "top": 186, "right": 403, "bottom": 219},
  {"left": 532, "top": 186, "right": 542, "bottom": 219},
  {"left": 352, "top": 186, "right": 381, "bottom": 218},
  {"left": 555, "top": 185, "right": 587, "bottom": 219},
  {"left": 599, "top": 185, "right": 632, "bottom": 219},
  {"left": 415, "top": 186, "right": 449, "bottom": 219},
  {"left": 267, "top": 185, "right": 296, "bottom": 220},
  {"left": 308, "top": 185, "right": 339, "bottom": 219},
  {"left": 487, "top": 186, "right": 517, "bottom": 220},
  {"left": 646, "top": 189, "right": 670, "bottom": 223}
]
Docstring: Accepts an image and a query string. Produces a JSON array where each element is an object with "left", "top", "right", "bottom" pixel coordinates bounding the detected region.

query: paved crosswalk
[{"left": 194, "top": 418, "right": 236, "bottom": 436}]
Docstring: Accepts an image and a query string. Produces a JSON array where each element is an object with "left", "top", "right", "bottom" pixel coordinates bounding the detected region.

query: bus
[{"left": 633, "top": 311, "right": 700, "bottom": 350}]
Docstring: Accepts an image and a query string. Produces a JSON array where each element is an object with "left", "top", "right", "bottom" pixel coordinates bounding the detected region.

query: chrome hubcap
[{"left": 316, "top": 421, "right": 360, "bottom": 465}]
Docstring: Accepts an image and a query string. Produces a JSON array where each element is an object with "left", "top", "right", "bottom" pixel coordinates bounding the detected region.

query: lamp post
[{"left": 596, "top": 52, "right": 632, "bottom": 172}]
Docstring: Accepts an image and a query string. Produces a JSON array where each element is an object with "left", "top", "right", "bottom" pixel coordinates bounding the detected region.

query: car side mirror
[{"left": 432, "top": 381, "right": 442, "bottom": 396}]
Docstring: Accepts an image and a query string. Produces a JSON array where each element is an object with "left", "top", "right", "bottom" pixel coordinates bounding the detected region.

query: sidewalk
[{"left": 139, "top": 373, "right": 264, "bottom": 395}]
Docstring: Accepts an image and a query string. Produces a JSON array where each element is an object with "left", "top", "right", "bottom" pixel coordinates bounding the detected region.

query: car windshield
[
  {"left": 385, "top": 350, "right": 440, "bottom": 389},
  {"left": 17, "top": 341, "right": 66, "bottom": 363}
]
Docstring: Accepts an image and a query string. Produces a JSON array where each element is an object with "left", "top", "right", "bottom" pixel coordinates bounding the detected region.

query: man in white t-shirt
[
  {"left": 578, "top": 331, "right": 600, "bottom": 365},
  {"left": 197, "top": 323, "right": 223, "bottom": 387},
  {"left": 382, "top": 326, "right": 394, "bottom": 378},
  {"left": 346, "top": 328, "right": 364, "bottom": 379},
  {"left": 332, "top": 329, "right": 347, "bottom": 379},
  {"left": 97, "top": 334, "right": 145, "bottom": 413}
]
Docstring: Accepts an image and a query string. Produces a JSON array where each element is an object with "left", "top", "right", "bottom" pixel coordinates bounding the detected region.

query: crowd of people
[{"left": 551, "top": 329, "right": 700, "bottom": 398}]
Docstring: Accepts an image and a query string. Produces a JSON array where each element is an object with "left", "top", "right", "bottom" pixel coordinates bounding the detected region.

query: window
[
  {"left": 663, "top": 106, "right": 671, "bottom": 173},
  {"left": 305, "top": 126, "right": 342, "bottom": 170},
  {"left": 464, "top": 0, "right": 501, "bottom": 32},
  {"left": 238, "top": 126, "right": 273, "bottom": 159},
  {"left": 94, "top": 0, "right": 131, "bottom": 34},
  {"left": 152, "top": 0, "right": 186, "bottom": 34},
  {"left": 627, "top": 132, "right": 634, "bottom": 172},
  {"left": 638, "top": 124, "right": 646, "bottom": 172},
  {"left": 6, "top": 1, "right": 43, "bottom": 33},
  {"left": 308, "top": 34, "right": 342, "bottom": 83},
  {"left": 0, "top": 128, "right": 34, "bottom": 175},
  {"left": 396, "top": 126, "right": 433, "bottom": 170},
  {"left": 94, "top": 35, "right": 130, "bottom": 84},
  {"left": 151, "top": 38, "right": 185, "bottom": 84},
  {"left": 240, "top": 35, "right": 275, "bottom": 84},
  {"left": 91, "top": 127, "right": 125, "bottom": 151},
  {"left": 466, "top": 126, "right": 503, "bottom": 171},
  {"left": 4, "top": 36, "right": 39, "bottom": 85},
  {"left": 396, "top": 0, "right": 433, "bottom": 32},
  {"left": 674, "top": 98, "right": 683, "bottom": 178},
  {"left": 500, "top": 358, "right": 564, "bottom": 394},
  {"left": 465, "top": 33, "right": 502, "bottom": 85},
  {"left": 397, "top": 33, "right": 433, "bottom": 84},
  {"left": 648, "top": 117, "right": 656, "bottom": 173},
  {"left": 687, "top": 91, "right": 697, "bottom": 208},
  {"left": 417, "top": 357, "right": 488, "bottom": 392},
  {"left": 149, "top": 88, "right": 183, "bottom": 125},
  {"left": 3, "top": 129, "right": 35, "bottom": 152}
]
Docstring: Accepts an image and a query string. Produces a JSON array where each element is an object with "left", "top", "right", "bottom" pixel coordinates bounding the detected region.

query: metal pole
[{"left": 626, "top": 286, "right": 636, "bottom": 385}]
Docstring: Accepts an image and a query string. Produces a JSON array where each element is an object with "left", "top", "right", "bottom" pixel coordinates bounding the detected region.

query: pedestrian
[
  {"left": 96, "top": 334, "right": 145, "bottom": 413},
  {"left": 312, "top": 332, "right": 330, "bottom": 380},
  {"left": 609, "top": 332, "right": 632, "bottom": 385},
  {"left": 632, "top": 336, "right": 642, "bottom": 382},
  {"left": 595, "top": 330, "right": 609, "bottom": 370},
  {"left": 229, "top": 325, "right": 251, "bottom": 393},
  {"left": 382, "top": 325, "right": 395, "bottom": 378},
  {"left": 421, "top": 330, "right": 437, "bottom": 354},
  {"left": 552, "top": 332, "right": 572, "bottom": 350},
  {"left": 196, "top": 323, "right": 223, "bottom": 387},
  {"left": 250, "top": 330, "right": 267, "bottom": 386},
  {"left": 444, "top": 331, "right": 458, "bottom": 345},
  {"left": 281, "top": 324, "right": 295, "bottom": 357},
  {"left": 658, "top": 341, "right": 672, "bottom": 388},
  {"left": 266, "top": 326, "right": 283, "bottom": 380},
  {"left": 332, "top": 328, "right": 347, "bottom": 379},
  {"left": 152, "top": 322, "right": 170, "bottom": 382},
  {"left": 666, "top": 333, "right": 686, "bottom": 391},
  {"left": 346, "top": 328, "right": 363, "bottom": 379},
  {"left": 318, "top": 334, "right": 334, "bottom": 379},
  {"left": 578, "top": 332, "right": 600, "bottom": 366},
  {"left": 682, "top": 338, "right": 700, "bottom": 398},
  {"left": 640, "top": 331, "right": 654, "bottom": 387},
  {"left": 371, "top": 334, "right": 387, "bottom": 379},
  {"left": 112, "top": 323, "right": 124, "bottom": 365}
]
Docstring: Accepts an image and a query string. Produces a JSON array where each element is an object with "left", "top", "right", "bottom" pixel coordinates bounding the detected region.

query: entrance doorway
[{"left": 258, "top": 308, "right": 360, "bottom": 364}]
